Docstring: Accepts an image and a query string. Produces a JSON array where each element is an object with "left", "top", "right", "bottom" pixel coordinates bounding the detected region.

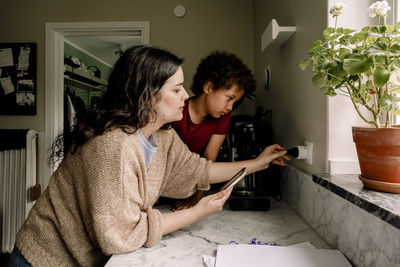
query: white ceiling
[{"left": 65, "top": 35, "right": 143, "bottom": 66}]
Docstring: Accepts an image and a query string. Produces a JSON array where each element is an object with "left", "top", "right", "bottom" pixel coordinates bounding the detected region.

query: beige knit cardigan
[{"left": 16, "top": 128, "right": 211, "bottom": 266}]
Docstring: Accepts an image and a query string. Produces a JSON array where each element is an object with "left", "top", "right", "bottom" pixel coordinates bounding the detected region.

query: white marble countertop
[{"left": 106, "top": 200, "right": 330, "bottom": 267}]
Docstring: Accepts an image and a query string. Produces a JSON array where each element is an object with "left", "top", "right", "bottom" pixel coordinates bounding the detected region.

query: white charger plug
[{"left": 287, "top": 146, "right": 309, "bottom": 159}]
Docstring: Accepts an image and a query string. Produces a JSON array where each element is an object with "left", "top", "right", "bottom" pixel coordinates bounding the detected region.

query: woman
[
  {"left": 11, "top": 46, "right": 288, "bottom": 267},
  {"left": 171, "top": 51, "right": 256, "bottom": 210}
]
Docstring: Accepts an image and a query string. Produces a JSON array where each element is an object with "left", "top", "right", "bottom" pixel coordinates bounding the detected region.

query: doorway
[{"left": 44, "top": 21, "right": 149, "bottom": 186}]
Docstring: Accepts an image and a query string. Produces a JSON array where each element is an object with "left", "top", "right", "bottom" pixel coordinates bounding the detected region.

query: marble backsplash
[{"left": 280, "top": 164, "right": 400, "bottom": 267}]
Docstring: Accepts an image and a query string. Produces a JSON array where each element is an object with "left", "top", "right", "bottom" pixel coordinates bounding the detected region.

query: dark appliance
[{"left": 217, "top": 108, "right": 280, "bottom": 211}]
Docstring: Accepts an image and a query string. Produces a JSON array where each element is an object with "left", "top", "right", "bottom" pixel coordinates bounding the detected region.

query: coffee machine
[{"left": 217, "top": 108, "right": 280, "bottom": 211}]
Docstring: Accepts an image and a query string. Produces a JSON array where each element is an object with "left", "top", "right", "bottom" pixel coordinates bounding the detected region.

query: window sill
[{"left": 312, "top": 173, "right": 400, "bottom": 230}]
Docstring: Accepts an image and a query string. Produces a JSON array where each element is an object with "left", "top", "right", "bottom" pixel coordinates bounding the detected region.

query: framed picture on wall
[{"left": 0, "top": 43, "right": 37, "bottom": 115}]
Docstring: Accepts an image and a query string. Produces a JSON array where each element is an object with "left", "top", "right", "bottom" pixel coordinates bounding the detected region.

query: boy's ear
[{"left": 203, "top": 81, "right": 213, "bottom": 94}]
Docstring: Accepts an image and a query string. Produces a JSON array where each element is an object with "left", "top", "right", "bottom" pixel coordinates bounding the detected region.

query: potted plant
[{"left": 299, "top": 1, "right": 400, "bottom": 193}]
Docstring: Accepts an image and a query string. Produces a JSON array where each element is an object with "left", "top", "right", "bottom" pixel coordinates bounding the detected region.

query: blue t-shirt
[{"left": 139, "top": 129, "right": 158, "bottom": 170}]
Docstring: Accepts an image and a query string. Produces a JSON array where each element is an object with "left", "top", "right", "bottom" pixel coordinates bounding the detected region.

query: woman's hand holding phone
[{"left": 193, "top": 188, "right": 232, "bottom": 219}]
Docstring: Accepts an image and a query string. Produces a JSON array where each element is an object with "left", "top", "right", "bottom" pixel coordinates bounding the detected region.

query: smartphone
[{"left": 219, "top": 167, "right": 247, "bottom": 191}]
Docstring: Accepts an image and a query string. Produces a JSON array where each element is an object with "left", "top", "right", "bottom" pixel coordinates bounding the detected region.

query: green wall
[
  {"left": 64, "top": 42, "right": 109, "bottom": 109},
  {"left": 64, "top": 42, "right": 111, "bottom": 80}
]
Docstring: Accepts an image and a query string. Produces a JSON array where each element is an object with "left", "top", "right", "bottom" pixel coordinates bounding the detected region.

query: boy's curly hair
[{"left": 190, "top": 51, "right": 256, "bottom": 101}]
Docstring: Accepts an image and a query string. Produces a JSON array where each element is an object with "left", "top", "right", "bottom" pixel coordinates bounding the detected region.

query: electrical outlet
[{"left": 304, "top": 140, "right": 313, "bottom": 165}]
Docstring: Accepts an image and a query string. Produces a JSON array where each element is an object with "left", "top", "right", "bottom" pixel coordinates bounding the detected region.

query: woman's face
[
  {"left": 155, "top": 66, "right": 189, "bottom": 123},
  {"left": 205, "top": 84, "right": 245, "bottom": 118}
]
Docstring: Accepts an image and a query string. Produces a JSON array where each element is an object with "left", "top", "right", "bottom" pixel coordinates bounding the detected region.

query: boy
[{"left": 171, "top": 51, "right": 256, "bottom": 210}]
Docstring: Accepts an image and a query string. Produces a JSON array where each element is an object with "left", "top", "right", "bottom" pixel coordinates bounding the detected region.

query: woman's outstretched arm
[{"left": 208, "top": 144, "right": 289, "bottom": 184}]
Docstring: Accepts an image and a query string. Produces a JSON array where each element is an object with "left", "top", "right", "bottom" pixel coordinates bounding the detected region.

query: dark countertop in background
[{"left": 312, "top": 174, "right": 400, "bottom": 230}]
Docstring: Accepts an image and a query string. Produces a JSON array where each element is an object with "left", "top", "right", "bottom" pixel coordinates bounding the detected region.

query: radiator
[{"left": 0, "top": 129, "right": 39, "bottom": 253}]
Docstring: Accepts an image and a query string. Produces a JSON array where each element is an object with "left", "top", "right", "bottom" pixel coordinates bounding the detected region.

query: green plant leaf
[
  {"left": 351, "top": 32, "right": 368, "bottom": 43},
  {"left": 329, "top": 74, "right": 344, "bottom": 87},
  {"left": 330, "top": 76, "right": 344, "bottom": 86},
  {"left": 299, "top": 58, "right": 312, "bottom": 71},
  {"left": 323, "top": 27, "right": 335, "bottom": 39},
  {"left": 384, "top": 25, "right": 394, "bottom": 33},
  {"left": 312, "top": 72, "right": 328, "bottom": 89},
  {"left": 366, "top": 36, "right": 379, "bottom": 46},
  {"left": 394, "top": 59, "right": 400, "bottom": 68},
  {"left": 389, "top": 65, "right": 400, "bottom": 86},
  {"left": 379, "top": 37, "right": 391, "bottom": 43},
  {"left": 379, "top": 26, "right": 387, "bottom": 33},
  {"left": 362, "top": 26, "right": 371, "bottom": 32},
  {"left": 374, "top": 56, "right": 386, "bottom": 65},
  {"left": 325, "top": 33, "right": 342, "bottom": 43},
  {"left": 373, "top": 65, "right": 390, "bottom": 87},
  {"left": 309, "top": 46, "right": 323, "bottom": 55},
  {"left": 343, "top": 55, "right": 373, "bottom": 75},
  {"left": 309, "top": 40, "right": 323, "bottom": 54},
  {"left": 311, "top": 40, "right": 322, "bottom": 47},
  {"left": 321, "top": 86, "right": 336, "bottom": 96},
  {"left": 339, "top": 35, "right": 349, "bottom": 42},
  {"left": 341, "top": 28, "right": 356, "bottom": 35},
  {"left": 369, "top": 41, "right": 389, "bottom": 56},
  {"left": 348, "top": 75, "right": 359, "bottom": 81},
  {"left": 316, "top": 56, "right": 338, "bottom": 71},
  {"left": 338, "top": 48, "right": 351, "bottom": 60},
  {"left": 371, "top": 26, "right": 380, "bottom": 33},
  {"left": 328, "top": 61, "right": 346, "bottom": 85},
  {"left": 389, "top": 44, "right": 400, "bottom": 56},
  {"left": 379, "top": 94, "right": 399, "bottom": 111}
]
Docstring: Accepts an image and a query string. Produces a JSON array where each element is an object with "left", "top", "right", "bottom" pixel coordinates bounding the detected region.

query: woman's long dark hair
[{"left": 50, "top": 45, "right": 183, "bottom": 164}]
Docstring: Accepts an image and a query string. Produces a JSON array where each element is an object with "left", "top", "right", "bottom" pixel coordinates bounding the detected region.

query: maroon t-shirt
[{"left": 172, "top": 99, "right": 231, "bottom": 154}]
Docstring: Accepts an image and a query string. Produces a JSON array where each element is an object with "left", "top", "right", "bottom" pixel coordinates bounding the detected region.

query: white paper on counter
[
  {"left": 215, "top": 244, "right": 352, "bottom": 267},
  {"left": 289, "top": 241, "right": 316, "bottom": 249},
  {"left": 203, "top": 242, "right": 316, "bottom": 267}
]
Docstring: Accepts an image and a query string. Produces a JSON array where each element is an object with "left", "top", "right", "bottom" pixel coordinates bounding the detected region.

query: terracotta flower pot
[{"left": 352, "top": 126, "right": 400, "bottom": 192}]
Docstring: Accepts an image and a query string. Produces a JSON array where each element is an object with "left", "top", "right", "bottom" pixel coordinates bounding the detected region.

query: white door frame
[{"left": 44, "top": 21, "right": 150, "bottom": 186}]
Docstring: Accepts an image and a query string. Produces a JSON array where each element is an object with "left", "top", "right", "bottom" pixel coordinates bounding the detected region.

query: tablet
[{"left": 219, "top": 167, "right": 247, "bottom": 191}]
